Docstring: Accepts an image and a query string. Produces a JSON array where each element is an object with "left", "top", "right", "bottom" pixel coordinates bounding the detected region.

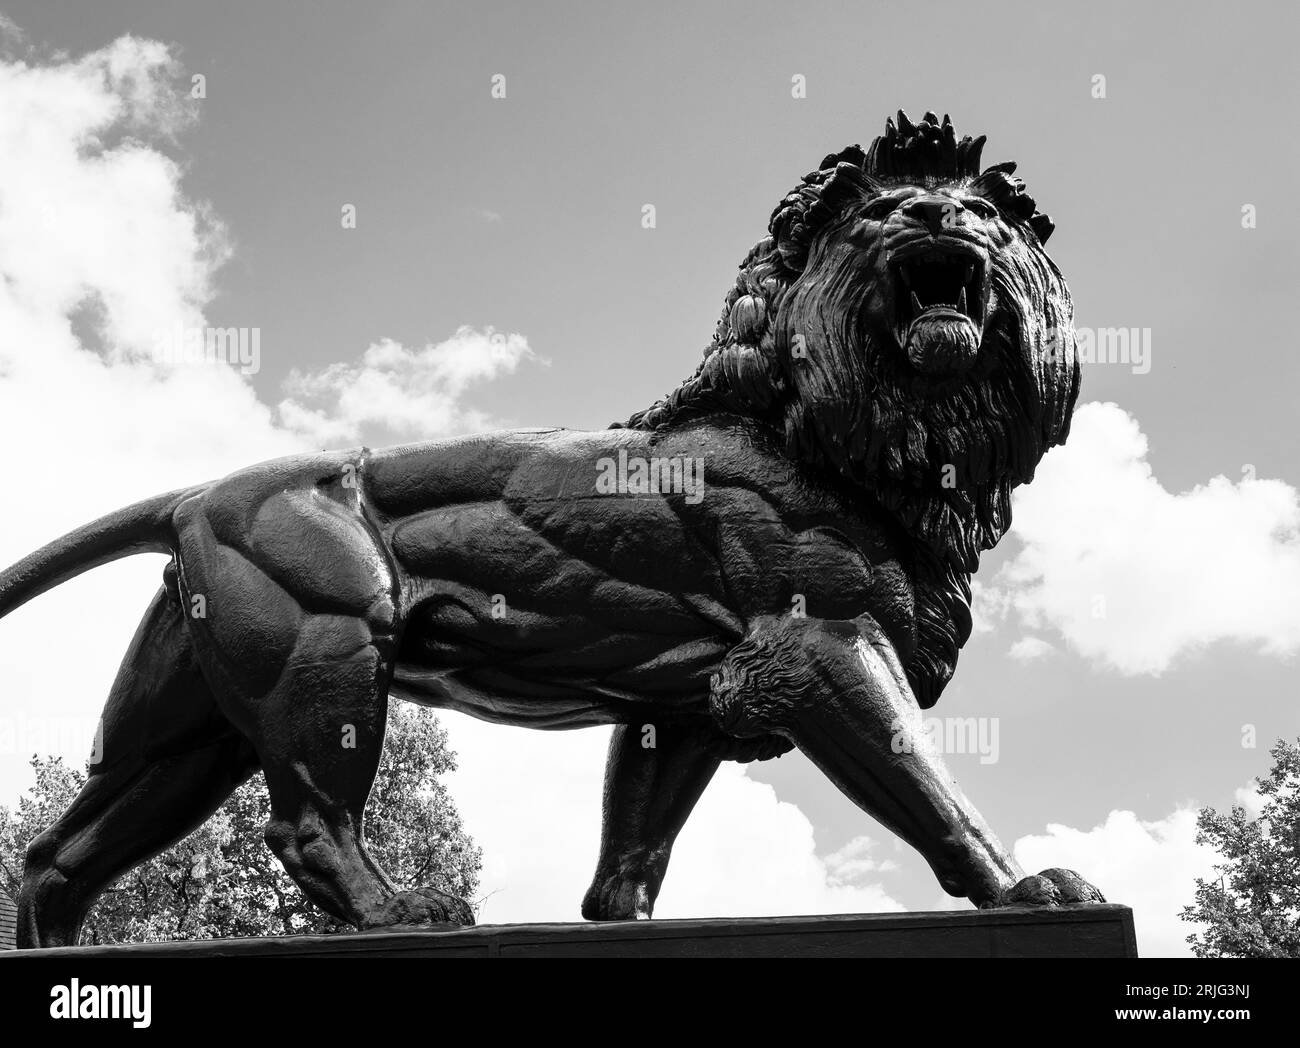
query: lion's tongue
[{"left": 904, "top": 309, "right": 980, "bottom": 375}]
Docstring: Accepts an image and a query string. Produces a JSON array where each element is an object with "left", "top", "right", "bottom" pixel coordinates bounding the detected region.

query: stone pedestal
[{"left": 6, "top": 904, "right": 1137, "bottom": 958}]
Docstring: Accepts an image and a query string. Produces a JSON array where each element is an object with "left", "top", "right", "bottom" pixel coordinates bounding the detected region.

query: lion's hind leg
[
  {"left": 172, "top": 479, "right": 473, "bottom": 931},
  {"left": 18, "top": 586, "right": 259, "bottom": 948},
  {"left": 226, "top": 617, "right": 473, "bottom": 931}
]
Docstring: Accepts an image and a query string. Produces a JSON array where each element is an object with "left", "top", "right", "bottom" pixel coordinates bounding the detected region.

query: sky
[{"left": 0, "top": 0, "right": 1297, "bottom": 957}]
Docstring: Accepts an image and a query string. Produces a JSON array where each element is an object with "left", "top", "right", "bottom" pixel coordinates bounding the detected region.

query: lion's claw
[
  {"left": 999, "top": 868, "right": 1105, "bottom": 907},
  {"left": 363, "top": 887, "right": 475, "bottom": 930}
]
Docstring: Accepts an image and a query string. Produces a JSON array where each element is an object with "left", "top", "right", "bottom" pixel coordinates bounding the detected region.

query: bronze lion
[{"left": 1, "top": 111, "right": 1102, "bottom": 948}]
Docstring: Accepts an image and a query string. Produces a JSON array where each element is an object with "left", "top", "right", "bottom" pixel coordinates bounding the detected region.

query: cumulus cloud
[
  {"left": 969, "top": 579, "right": 1010, "bottom": 635},
  {"left": 447, "top": 725, "right": 904, "bottom": 923},
  {"left": 823, "top": 835, "right": 900, "bottom": 883},
  {"left": 278, "top": 328, "right": 540, "bottom": 446},
  {"left": 988, "top": 402, "right": 1300, "bottom": 674},
  {"left": 659, "top": 767, "right": 904, "bottom": 917},
  {"left": 0, "top": 34, "right": 302, "bottom": 792},
  {"left": 1014, "top": 806, "right": 1218, "bottom": 957},
  {"left": 1233, "top": 782, "right": 1266, "bottom": 819},
  {"left": 0, "top": 38, "right": 216, "bottom": 359},
  {"left": 1008, "top": 636, "right": 1055, "bottom": 662},
  {"left": 0, "top": 36, "right": 293, "bottom": 528}
]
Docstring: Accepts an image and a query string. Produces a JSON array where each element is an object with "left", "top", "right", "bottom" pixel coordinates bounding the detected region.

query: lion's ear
[
  {"left": 819, "top": 144, "right": 867, "bottom": 171},
  {"left": 772, "top": 161, "right": 877, "bottom": 271}
]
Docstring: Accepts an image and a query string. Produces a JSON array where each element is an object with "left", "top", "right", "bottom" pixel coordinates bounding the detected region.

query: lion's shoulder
[{"left": 649, "top": 415, "right": 916, "bottom": 632}]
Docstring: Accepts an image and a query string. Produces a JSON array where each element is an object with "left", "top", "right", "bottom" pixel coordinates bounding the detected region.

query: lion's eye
[
  {"left": 965, "top": 197, "right": 998, "bottom": 219},
  {"left": 862, "top": 197, "right": 901, "bottom": 220}
]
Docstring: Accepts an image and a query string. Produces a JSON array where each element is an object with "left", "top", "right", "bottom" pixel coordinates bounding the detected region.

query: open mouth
[
  {"left": 893, "top": 247, "right": 985, "bottom": 330},
  {"left": 890, "top": 245, "right": 987, "bottom": 375}
]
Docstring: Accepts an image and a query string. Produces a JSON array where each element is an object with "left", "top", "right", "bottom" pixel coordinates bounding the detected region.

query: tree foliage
[
  {"left": 0, "top": 704, "right": 480, "bottom": 943},
  {"left": 1181, "top": 737, "right": 1300, "bottom": 958}
]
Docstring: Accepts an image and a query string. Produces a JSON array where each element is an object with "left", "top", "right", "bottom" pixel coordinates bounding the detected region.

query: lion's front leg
[
  {"left": 711, "top": 614, "right": 1035, "bottom": 907},
  {"left": 582, "top": 721, "right": 721, "bottom": 921}
]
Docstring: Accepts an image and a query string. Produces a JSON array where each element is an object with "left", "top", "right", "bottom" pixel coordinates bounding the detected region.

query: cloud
[
  {"left": 1233, "top": 783, "right": 1266, "bottom": 819},
  {"left": 1014, "top": 806, "right": 1218, "bottom": 957},
  {"left": 970, "top": 580, "right": 1010, "bottom": 634},
  {"left": 0, "top": 34, "right": 304, "bottom": 799},
  {"left": 1008, "top": 636, "right": 1055, "bottom": 662},
  {"left": 443, "top": 718, "right": 904, "bottom": 923},
  {"left": 823, "top": 835, "right": 900, "bottom": 882},
  {"left": 0, "top": 39, "right": 217, "bottom": 361},
  {"left": 0, "top": 12, "right": 26, "bottom": 50},
  {"left": 0, "top": 34, "right": 286, "bottom": 536},
  {"left": 988, "top": 402, "right": 1300, "bottom": 674},
  {"left": 658, "top": 767, "right": 904, "bottom": 917},
  {"left": 278, "top": 328, "right": 540, "bottom": 446}
]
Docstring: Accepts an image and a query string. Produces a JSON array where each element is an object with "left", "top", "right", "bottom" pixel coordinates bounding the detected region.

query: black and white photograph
[{"left": 0, "top": 0, "right": 1293, "bottom": 1026}]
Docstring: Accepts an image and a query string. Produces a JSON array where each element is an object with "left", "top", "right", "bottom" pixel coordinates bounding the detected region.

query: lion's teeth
[
  {"left": 958, "top": 286, "right": 968, "bottom": 314},
  {"left": 910, "top": 291, "right": 923, "bottom": 315}
]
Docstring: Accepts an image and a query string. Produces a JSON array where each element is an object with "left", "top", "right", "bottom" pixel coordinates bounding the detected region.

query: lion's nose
[{"left": 902, "top": 195, "right": 960, "bottom": 236}]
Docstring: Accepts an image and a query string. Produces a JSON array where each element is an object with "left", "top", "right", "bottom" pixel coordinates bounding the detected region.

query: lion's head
[{"left": 623, "top": 111, "right": 1080, "bottom": 706}]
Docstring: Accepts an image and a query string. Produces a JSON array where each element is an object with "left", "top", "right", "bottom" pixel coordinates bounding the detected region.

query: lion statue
[{"left": 1, "top": 111, "right": 1102, "bottom": 948}]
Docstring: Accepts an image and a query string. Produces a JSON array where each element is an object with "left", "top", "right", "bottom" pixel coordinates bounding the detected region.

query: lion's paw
[
  {"left": 581, "top": 876, "right": 653, "bottom": 921},
  {"left": 997, "top": 868, "right": 1105, "bottom": 908},
  {"left": 364, "top": 887, "right": 475, "bottom": 930}
]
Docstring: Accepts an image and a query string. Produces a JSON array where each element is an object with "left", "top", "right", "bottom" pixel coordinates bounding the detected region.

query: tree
[
  {"left": 0, "top": 704, "right": 481, "bottom": 944},
  {"left": 1181, "top": 737, "right": 1300, "bottom": 958}
]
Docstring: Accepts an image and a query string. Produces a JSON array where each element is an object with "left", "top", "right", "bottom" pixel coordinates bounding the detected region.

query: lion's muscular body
[
  {"left": 173, "top": 420, "right": 914, "bottom": 732},
  {"left": 6, "top": 113, "right": 1106, "bottom": 947}
]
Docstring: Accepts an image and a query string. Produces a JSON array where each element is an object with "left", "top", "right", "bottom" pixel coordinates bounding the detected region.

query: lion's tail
[{"left": 0, "top": 485, "right": 208, "bottom": 622}]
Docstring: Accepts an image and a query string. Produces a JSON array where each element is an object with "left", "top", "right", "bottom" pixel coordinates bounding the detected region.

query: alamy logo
[
  {"left": 595, "top": 450, "right": 705, "bottom": 505},
  {"left": 49, "top": 980, "right": 151, "bottom": 1028},
  {"left": 1044, "top": 325, "right": 1152, "bottom": 375},
  {"left": 151, "top": 325, "right": 261, "bottom": 375},
  {"left": 890, "top": 715, "right": 1000, "bottom": 765}
]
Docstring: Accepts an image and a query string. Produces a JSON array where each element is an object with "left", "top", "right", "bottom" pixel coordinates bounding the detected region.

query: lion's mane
[{"left": 619, "top": 112, "right": 1080, "bottom": 706}]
